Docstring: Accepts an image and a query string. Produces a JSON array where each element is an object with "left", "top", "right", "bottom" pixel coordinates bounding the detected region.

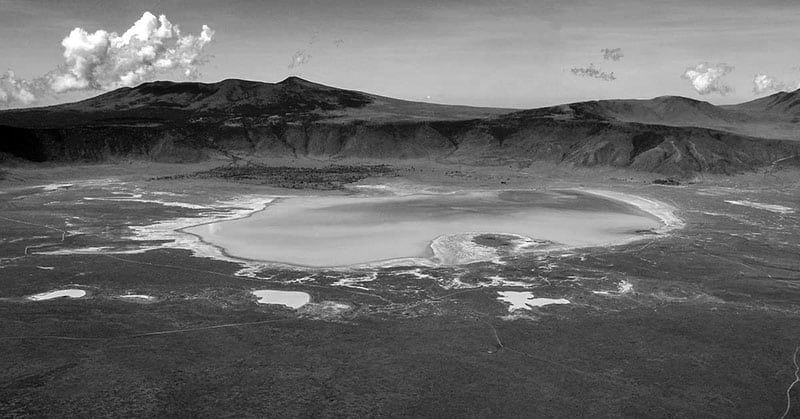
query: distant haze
[{"left": 1, "top": 0, "right": 798, "bottom": 109}]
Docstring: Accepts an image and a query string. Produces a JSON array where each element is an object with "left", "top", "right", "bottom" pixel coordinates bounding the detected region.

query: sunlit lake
[{"left": 185, "top": 190, "right": 661, "bottom": 267}]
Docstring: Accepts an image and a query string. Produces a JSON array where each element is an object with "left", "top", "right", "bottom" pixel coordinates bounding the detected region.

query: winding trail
[
  {"left": 781, "top": 344, "right": 800, "bottom": 419},
  {"left": 693, "top": 244, "right": 775, "bottom": 279},
  {"left": 0, "top": 319, "right": 294, "bottom": 342},
  {"left": 0, "top": 215, "right": 68, "bottom": 241},
  {"left": 0, "top": 215, "right": 68, "bottom": 255},
  {"left": 479, "top": 316, "right": 631, "bottom": 386},
  {"left": 483, "top": 319, "right": 504, "bottom": 351},
  {"left": 100, "top": 254, "right": 393, "bottom": 304}
]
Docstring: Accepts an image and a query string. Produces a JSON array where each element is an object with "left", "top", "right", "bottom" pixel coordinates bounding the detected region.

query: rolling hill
[{"left": 0, "top": 77, "right": 798, "bottom": 176}]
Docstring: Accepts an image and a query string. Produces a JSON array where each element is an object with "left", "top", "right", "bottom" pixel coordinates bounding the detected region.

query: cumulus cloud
[
  {"left": 0, "top": 12, "right": 214, "bottom": 108},
  {"left": 752, "top": 74, "right": 786, "bottom": 95},
  {"left": 570, "top": 63, "right": 616, "bottom": 81},
  {"left": 601, "top": 48, "right": 623, "bottom": 61},
  {"left": 0, "top": 71, "right": 46, "bottom": 106},
  {"left": 681, "top": 62, "right": 734, "bottom": 95},
  {"left": 52, "top": 12, "right": 214, "bottom": 92}
]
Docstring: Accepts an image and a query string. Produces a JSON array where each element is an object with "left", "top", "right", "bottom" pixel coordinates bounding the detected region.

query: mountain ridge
[
  {"left": 5, "top": 76, "right": 799, "bottom": 117},
  {"left": 0, "top": 77, "right": 798, "bottom": 176}
]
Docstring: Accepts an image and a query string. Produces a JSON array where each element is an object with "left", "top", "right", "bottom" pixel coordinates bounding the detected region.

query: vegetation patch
[
  {"left": 472, "top": 233, "right": 519, "bottom": 249},
  {"left": 653, "top": 178, "right": 681, "bottom": 186},
  {"left": 154, "top": 164, "right": 395, "bottom": 189}
]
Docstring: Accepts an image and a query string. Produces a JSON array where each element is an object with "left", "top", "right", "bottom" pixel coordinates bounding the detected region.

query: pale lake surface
[{"left": 186, "top": 190, "right": 661, "bottom": 267}]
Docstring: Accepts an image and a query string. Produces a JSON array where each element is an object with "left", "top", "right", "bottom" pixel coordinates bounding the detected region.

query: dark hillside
[{"left": 1, "top": 78, "right": 798, "bottom": 176}]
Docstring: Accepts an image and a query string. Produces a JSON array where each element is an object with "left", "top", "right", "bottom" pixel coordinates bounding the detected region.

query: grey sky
[{"left": 1, "top": 0, "right": 798, "bottom": 108}]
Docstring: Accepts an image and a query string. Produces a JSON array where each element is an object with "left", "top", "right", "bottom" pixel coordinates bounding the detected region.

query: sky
[{"left": 1, "top": 0, "right": 799, "bottom": 109}]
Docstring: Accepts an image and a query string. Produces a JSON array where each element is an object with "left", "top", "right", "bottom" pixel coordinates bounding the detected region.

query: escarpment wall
[{"left": 1, "top": 117, "right": 798, "bottom": 176}]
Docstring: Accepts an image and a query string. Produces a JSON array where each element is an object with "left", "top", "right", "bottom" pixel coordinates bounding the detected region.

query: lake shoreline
[{"left": 180, "top": 187, "right": 682, "bottom": 269}]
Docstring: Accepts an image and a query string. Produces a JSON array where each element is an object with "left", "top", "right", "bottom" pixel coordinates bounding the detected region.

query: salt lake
[{"left": 185, "top": 189, "right": 664, "bottom": 267}]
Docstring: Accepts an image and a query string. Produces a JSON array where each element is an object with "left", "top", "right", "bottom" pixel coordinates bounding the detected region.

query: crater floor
[{"left": 0, "top": 161, "right": 798, "bottom": 417}]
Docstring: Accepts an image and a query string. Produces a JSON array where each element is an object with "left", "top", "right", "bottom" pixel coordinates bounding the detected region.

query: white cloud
[
  {"left": 0, "top": 12, "right": 214, "bottom": 108},
  {"left": 681, "top": 62, "right": 734, "bottom": 95},
  {"left": 0, "top": 71, "right": 41, "bottom": 105},
  {"left": 53, "top": 12, "right": 214, "bottom": 92},
  {"left": 752, "top": 74, "right": 786, "bottom": 95}
]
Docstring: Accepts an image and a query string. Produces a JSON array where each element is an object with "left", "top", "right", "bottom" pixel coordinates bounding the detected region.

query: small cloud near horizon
[
  {"left": 681, "top": 62, "right": 734, "bottom": 95},
  {"left": 752, "top": 74, "right": 787, "bottom": 95},
  {"left": 287, "top": 32, "right": 328, "bottom": 72},
  {"left": 570, "top": 63, "right": 616, "bottom": 81},
  {"left": 288, "top": 50, "right": 312, "bottom": 70}
]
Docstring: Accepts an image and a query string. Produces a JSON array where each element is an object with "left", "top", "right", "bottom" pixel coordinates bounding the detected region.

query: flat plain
[{"left": 1, "top": 159, "right": 798, "bottom": 417}]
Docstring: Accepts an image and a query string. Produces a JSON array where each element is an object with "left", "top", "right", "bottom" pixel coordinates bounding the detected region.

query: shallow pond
[
  {"left": 186, "top": 190, "right": 661, "bottom": 267},
  {"left": 252, "top": 290, "right": 311, "bottom": 308},
  {"left": 497, "top": 291, "right": 570, "bottom": 312},
  {"left": 28, "top": 289, "right": 86, "bottom": 301}
]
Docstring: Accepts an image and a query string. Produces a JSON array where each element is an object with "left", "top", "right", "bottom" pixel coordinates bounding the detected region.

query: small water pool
[
  {"left": 252, "top": 290, "right": 311, "bottom": 308},
  {"left": 28, "top": 289, "right": 86, "bottom": 301}
]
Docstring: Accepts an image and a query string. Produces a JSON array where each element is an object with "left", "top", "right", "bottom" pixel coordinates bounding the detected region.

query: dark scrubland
[{"left": 155, "top": 164, "right": 395, "bottom": 190}]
